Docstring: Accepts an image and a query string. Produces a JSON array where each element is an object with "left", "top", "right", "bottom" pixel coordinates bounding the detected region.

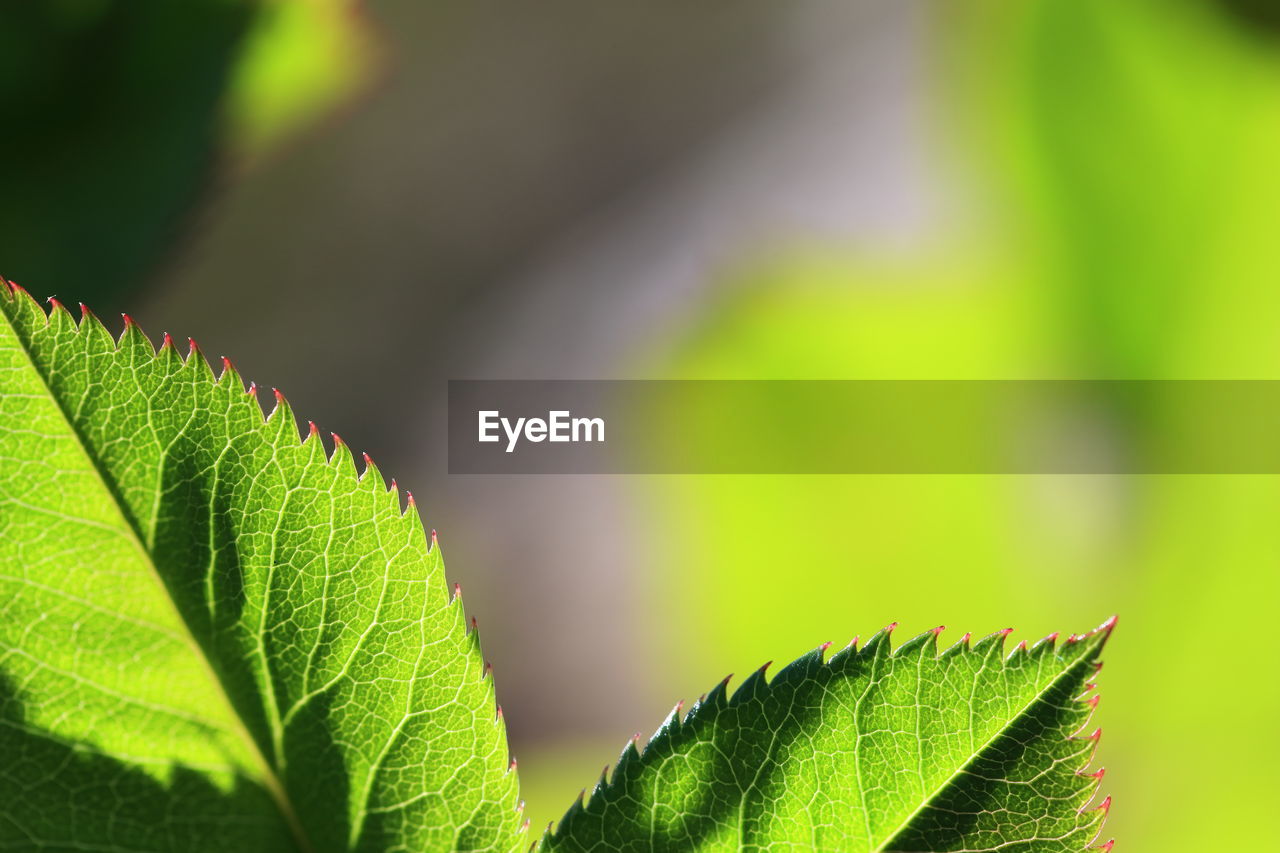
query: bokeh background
[{"left": 4, "top": 0, "right": 1279, "bottom": 846}]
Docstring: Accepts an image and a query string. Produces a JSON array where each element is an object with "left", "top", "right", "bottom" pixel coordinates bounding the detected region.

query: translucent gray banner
[{"left": 447, "top": 380, "right": 1280, "bottom": 474}]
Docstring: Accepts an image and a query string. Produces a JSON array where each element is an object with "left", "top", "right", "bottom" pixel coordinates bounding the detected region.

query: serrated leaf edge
[
  {"left": 537, "top": 617, "right": 1116, "bottom": 853},
  {"left": 1, "top": 281, "right": 525, "bottom": 848}
]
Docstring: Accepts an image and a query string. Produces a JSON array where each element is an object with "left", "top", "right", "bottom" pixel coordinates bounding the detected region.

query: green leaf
[
  {"left": 542, "top": 620, "right": 1113, "bottom": 853},
  {"left": 0, "top": 284, "right": 523, "bottom": 852}
]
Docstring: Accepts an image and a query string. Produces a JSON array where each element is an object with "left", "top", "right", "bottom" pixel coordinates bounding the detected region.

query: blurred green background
[{"left": 4, "top": 0, "right": 1278, "bottom": 847}]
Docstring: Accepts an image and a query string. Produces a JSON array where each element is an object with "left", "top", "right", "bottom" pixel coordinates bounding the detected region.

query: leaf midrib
[
  {"left": 2, "top": 305, "right": 316, "bottom": 853},
  {"left": 872, "top": 649, "right": 1092, "bottom": 852}
]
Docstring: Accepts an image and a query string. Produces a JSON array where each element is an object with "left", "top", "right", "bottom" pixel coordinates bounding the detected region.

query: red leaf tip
[
  {"left": 932, "top": 625, "right": 946, "bottom": 637},
  {"left": 308, "top": 421, "right": 319, "bottom": 436}
]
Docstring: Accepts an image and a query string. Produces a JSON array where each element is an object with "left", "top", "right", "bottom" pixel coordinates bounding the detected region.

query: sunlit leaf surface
[{"left": 0, "top": 284, "right": 522, "bottom": 852}]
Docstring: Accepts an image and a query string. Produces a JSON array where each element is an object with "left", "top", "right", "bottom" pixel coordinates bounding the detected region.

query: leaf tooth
[
  {"left": 385, "top": 477, "right": 406, "bottom": 513},
  {"left": 3, "top": 279, "right": 44, "bottom": 324},
  {"left": 117, "top": 312, "right": 156, "bottom": 360},
  {"left": 217, "top": 355, "right": 243, "bottom": 390},
  {"left": 860, "top": 622, "right": 897, "bottom": 658},
  {"left": 1, "top": 276, "right": 23, "bottom": 300},
  {"left": 1066, "top": 615, "right": 1118, "bottom": 650},
  {"left": 773, "top": 644, "right": 827, "bottom": 685},
  {"left": 267, "top": 387, "right": 301, "bottom": 444},
  {"left": 827, "top": 636, "right": 859, "bottom": 667},
  {"left": 1078, "top": 760, "right": 1110, "bottom": 824},
  {"left": 464, "top": 614, "right": 484, "bottom": 660},
  {"left": 75, "top": 301, "right": 116, "bottom": 349},
  {"left": 894, "top": 626, "right": 944, "bottom": 659},
  {"left": 649, "top": 700, "right": 685, "bottom": 746},
  {"left": 701, "top": 673, "right": 733, "bottom": 711},
  {"left": 561, "top": 789, "right": 586, "bottom": 826},
  {"left": 731, "top": 661, "right": 772, "bottom": 704},
  {"left": 1030, "top": 631, "right": 1060, "bottom": 656},
  {"left": 592, "top": 762, "right": 611, "bottom": 797},
  {"left": 157, "top": 331, "right": 183, "bottom": 370},
  {"left": 328, "top": 431, "right": 356, "bottom": 473},
  {"left": 46, "top": 296, "right": 76, "bottom": 331},
  {"left": 301, "top": 421, "right": 326, "bottom": 459},
  {"left": 1082, "top": 794, "right": 1114, "bottom": 848},
  {"left": 971, "top": 626, "right": 1014, "bottom": 658},
  {"left": 244, "top": 381, "right": 271, "bottom": 424},
  {"left": 940, "top": 631, "right": 971, "bottom": 658},
  {"left": 358, "top": 450, "right": 389, "bottom": 494},
  {"left": 181, "top": 337, "right": 215, "bottom": 381}
]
